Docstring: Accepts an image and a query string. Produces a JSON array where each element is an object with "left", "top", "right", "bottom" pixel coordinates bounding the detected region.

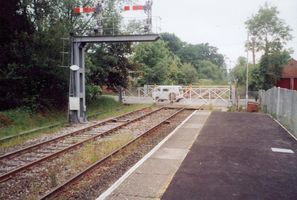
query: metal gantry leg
[{"left": 69, "top": 41, "right": 87, "bottom": 123}]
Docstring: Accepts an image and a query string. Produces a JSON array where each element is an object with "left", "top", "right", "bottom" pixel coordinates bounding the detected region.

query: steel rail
[
  {"left": 40, "top": 108, "right": 186, "bottom": 200},
  {"left": 0, "top": 107, "right": 166, "bottom": 182},
  {"left": 0, "top": 106, "right": 151, "bottom": 160}
]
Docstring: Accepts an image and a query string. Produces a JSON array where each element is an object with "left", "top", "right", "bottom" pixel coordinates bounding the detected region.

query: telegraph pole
[
  {"left": 251, "top": 37, "right": 256, "bottom": 67},
  {"left": 245, "top": 33, "right": 249, "bottom": 108}
]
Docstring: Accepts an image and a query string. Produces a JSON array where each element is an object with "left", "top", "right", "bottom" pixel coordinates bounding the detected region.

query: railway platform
[
  {"left": 98, "top": 110, "right": 210, "bottom": 200},
  {"left": 98, "top": 111, "right": 297, "bottom": 200}
]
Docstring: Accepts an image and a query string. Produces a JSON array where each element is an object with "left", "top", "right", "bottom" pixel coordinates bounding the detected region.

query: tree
[
  {"left": 198, "top": 60, "right": 225, "bottom": 81},
  {"left": 177, "top": 43, "right": 225, "bottom": 69},
  {"left": 245, "top": 4, "right": 292, "bottom": 55},
  {"left": 0, "top": 0, "right": 35, "bottom": 109},
  {"left": 245, "top": 4, "right": 292, "bottom": 90},
  {"left": 230, "top": 57, "right": 246, "bottom": 86},
  {"left": 0, "top": 0, "right": 134, "bottom": 110},
  {"left": 230, "top": 57, "right": 257, "bottom": 88},
  {"left": 88, "top": 0, "right": 134, "bottom": 91},
  {"left": 124, "top": 19, "right": 145, "bottom": 34},
  {"left": 133, "top": 34, "right": 226, "bottom": 84},
  {"left": 133, "top": 40, "right": 181, "bottom": 85},
  {"left": 161, "top": 33, "right": 184, "bottom": 54},
  {"left": 89, "top": 42, "right": 134, "bottom": 89},
  {"left": 257, "top": 51, "right": 290, "bottom": 90},
  {"left": 178, "top": 63, "right": 198, "bottom": 85}
]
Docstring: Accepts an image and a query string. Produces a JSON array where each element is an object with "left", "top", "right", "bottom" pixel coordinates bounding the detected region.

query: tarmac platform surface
[{"left": 162, "top": 112, "right": 297, "bottom": 200}]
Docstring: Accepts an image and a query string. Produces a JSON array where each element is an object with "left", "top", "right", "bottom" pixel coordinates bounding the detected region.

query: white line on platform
[
  {"left": 268, "top": 114, "right": 297, "bottom": 141},
  {"left": 96, "top": 110, "right": 198, "bottom": 200},
  {"left": 271, "top": 147, "right": 294, "bottom": 154}
]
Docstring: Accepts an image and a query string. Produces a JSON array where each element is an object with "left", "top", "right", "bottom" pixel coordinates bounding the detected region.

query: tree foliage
[
  {"left": 0, "top": 0, "right": 93, "bottom": 110},
  {"left": 0, "top": 1, "right": 227, "bottom": 111},
  {"left": 89, "top": 43, "right": 133, "bottom": 89},
  {"left": 245, "top": 4, "right": 292, "bottom": 54},
  {"left": 160, "top": 33, "right": 184, "bottom": 54},
  {"left": 132, "top": 35, "right": 227, "bottom": 85},
  {"left": 257, "top": 51, "right": 290, "bottom": 90},
  {"left": 0, "top": 0, "right": 133, "bottom": 111},
  {"left": 197, "top": 60, "right": 225, "bottom": 81},
  {"left": 177, "top": 43, "right": 225, "bottom": 69},
  {"left": 245, "top": 4, "right": 292, "bottom": 90},
  {"left": 178, "top": 63, "right": 198, "bottom": 85},
  {"left": 232, "top": 52, "right": 290, "bottom": 91},
  {"left": 230, "top": 57, "right": 258, "bottom": 89},
  {"left": 133, "top": 41, "right": 179, "bottom": 85}
]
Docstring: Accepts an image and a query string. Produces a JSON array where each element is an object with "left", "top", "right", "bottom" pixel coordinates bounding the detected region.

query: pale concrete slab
[
  {"left": 151, "top": 148, "right": 189, "bottom": 160},
  {"left": 109, "top": 173, "right": 170, "bottom": 198},
  {"left": 185, "top": 118, "right": 206, "bottom": 124},
  {"left": 194, "top": 111, "right": 211, "bottom": 115},
  {"left": 135, "top": 158, "right": 182, "bottom": 175},
  {"left": 186, "top": 115, "right": 209, "bottom": 124},
  {"left": 162, "top": 138, "right": 195, "bottom": 149},
  {"left": 167, "top": 128, "right": 199, "bottom": 141},
  {"left": 170, "top": 127, "right": 200, "bottom": 136},
  {"left": 162, "top": 125, "right": 203, "bottom": 149},
  {"left": 182, "top": 123, "right": 203, "bottom": 129},
  {"left": 187, "top": 114, "right": 208, "bottom": 120}
]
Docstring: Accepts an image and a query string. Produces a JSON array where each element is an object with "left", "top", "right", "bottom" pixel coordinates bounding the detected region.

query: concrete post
[
  {"left": 276, "top": 87, "right": 280, "bottom": 119},
  {"left": 231, "top": 85, "right": 236, "bottom": 105}
]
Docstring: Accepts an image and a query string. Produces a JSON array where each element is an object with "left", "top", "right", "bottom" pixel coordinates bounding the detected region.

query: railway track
[
  {"left": 0, "top": 107, "right": 192, "bottom": 200},
  {"left": 0, "top": 106, "right": 163, "bottom": 182},
  {"left": 41, "top": 108, "right": 190, "bottom": 200}
]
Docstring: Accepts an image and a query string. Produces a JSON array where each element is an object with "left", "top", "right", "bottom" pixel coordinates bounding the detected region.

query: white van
[{"left": 152, "top": 85, "right": 184, "bottom": 102}]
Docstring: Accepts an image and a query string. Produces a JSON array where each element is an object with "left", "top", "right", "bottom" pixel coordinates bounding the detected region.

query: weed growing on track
[
  {"left": 68, "top": 133, "right": 134, "bottom": 171},
  {"left": 26, "top": 181, "right": 40, "bottom": 200},
  {"left": 49, "top": 168, "right": 58, "bottom": 188}
]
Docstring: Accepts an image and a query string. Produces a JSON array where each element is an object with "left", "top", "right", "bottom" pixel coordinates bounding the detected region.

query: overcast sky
[{"left": 145, "top": 0, "right": 297, "bottom": 68}]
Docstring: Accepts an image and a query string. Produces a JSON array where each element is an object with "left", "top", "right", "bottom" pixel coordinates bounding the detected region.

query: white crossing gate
[{"left": 123, "top": 85, "right": 233, "bottom": 106}]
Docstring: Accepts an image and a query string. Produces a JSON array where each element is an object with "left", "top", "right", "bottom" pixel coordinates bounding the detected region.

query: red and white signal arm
[
  {"left": 123, "top": 5, "right": 145, "bottom": 11},
  {"left": 73, "top": 5, "right": 146, "bottom": 13},
  {"left": 73, "top": 7, "right": 95, "bottom": 14}
]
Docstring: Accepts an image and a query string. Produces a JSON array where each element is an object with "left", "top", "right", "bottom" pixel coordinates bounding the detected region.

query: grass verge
[{"left": 0, "top": 96, "right": 150, "bottom": 148}]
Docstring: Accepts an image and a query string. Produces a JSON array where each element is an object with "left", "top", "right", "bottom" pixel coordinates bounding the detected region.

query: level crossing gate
[{"left": 123, "top": 85, "right": 233, "bottom": 106}]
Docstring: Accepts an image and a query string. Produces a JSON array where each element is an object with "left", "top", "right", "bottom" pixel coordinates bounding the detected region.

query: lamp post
[{"left": 224, "top": 56, "right": 232, "bottom": 104}]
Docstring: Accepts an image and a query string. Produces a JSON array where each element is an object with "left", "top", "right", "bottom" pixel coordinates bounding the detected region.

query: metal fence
[{"left": 259, "top": 87, "right": 297, "bottom": 137}]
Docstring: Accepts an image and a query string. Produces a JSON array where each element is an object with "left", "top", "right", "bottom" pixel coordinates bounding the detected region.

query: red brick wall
[
  {"left": 275, "top": 59, "right": 297, "bottom": 90},
  {"left": 282, "top": 59, "right": 297, "bottom": 78}
]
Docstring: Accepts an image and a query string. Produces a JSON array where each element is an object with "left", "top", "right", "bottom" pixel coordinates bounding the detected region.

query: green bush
[{"left": 86, "top": 84, "right": 102, "bottom": 103}]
